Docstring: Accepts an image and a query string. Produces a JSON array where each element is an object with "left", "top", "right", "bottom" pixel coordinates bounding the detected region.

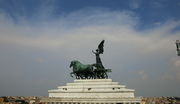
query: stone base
[
  {"left": 42, "top": 79, "right": 141, "bottom": 104},
  {"left": 40, "top": 97, "right": 141, "bottom": 104}
]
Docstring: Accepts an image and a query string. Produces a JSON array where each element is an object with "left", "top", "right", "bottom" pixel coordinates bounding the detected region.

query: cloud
[
  {"left": 138, "top": 70, "right": 148, "bottom": 80},
  {"left": 129, "top": 0, "right": 141, "bottom": 9},
  {"left": 0, "top": 7, "right": 180, "bottom": 96},
  {"left": 0, "top": 8, "right": 140, "bottom": 50},
  {"left": 178, "top": 2, "right": 180, "bottom": 6},
  {"left": 161, "top": 74, "right": 174, "bottom": 80},
  {"left": 174, "top": 60, "right": 180, "bottom": 67},
  {"left": 36, "top": 58, "right": 46, "bottom": 63},
  {"left": 176, "top": 72, "right": 180, "bottom": 81},
  {"left": 161, "top": 57, "right": 180, "bottom": 81}
]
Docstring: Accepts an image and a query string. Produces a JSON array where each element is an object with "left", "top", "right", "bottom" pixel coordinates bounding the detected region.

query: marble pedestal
[{"left": 42, "top": 79, "right": 141, "bottom": 104}]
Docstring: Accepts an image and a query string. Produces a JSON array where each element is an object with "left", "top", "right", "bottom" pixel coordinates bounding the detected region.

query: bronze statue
[
  {"left": 70, "top": 60, "right": 94, "bottom": 79},
  {"left": 92, "top": 40, "right": 105, "bottom": 69},
  {"left": 70, "top": 40, "right": 111, "bottom": 79}
]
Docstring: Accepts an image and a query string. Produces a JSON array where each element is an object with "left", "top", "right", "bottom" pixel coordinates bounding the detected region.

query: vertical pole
[{"left": 176, "top": 40, "right": 180, "bottom": 56}]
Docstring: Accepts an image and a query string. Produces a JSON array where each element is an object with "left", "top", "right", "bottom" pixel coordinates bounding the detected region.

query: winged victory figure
[{"left": 92, "top": 40, "right": 105, "bottom": 69}]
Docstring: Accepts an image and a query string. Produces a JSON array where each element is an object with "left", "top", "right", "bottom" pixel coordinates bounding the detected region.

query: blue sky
[
  {"left": 0, "top": 0, "right": 180, "bottom": 97},
  {"left": 1, "top": 0, "right": 180, "bottom": 29}
]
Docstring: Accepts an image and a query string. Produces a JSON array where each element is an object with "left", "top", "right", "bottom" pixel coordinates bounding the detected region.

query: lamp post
[{"left": 176, "top": 40, "right": 180, "bottom": 56}]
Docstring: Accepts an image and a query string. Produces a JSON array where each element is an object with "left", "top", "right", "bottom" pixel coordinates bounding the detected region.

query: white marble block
[
  {"left": 45, "top": 79, "right": 141, "bottom": 103},
  {"left": 49, "top": 79, "right": 135, "bottom": 98}
]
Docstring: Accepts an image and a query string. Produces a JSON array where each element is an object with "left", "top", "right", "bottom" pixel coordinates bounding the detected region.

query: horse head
[
  {"left": 70, "top": 60, "right": 79, "bottom": 68},
  {"left": 70, "top": 61, "right": 74, "bottom": 68}
]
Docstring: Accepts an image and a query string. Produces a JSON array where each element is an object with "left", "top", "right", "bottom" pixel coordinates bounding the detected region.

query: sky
[{"left": 0, "top": 0, "right": 180, "bottom": 97}]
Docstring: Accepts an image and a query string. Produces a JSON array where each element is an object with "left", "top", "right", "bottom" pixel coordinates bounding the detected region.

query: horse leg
[
  {"left": 79, "top": 74, "right": 83, "bottom": 79},
  {"left": 91, "top": 71, "right": 94, "bottom": 79},
  {"left": 105, "top": 72, "right": 108, "bottom": 79},
  {"left": 70, "top": 72, "right": 74, "bottom": 78},
  {"left": 102, "top": 71, "right": 108, "bottom": 79},
  {"left": 76, "top": 73, "right": 80, "bottom": 79}
]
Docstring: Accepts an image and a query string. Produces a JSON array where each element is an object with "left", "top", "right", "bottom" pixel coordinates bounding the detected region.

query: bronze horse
[{"left": 70, "top": 60, "right": 95, "bottom": 79}]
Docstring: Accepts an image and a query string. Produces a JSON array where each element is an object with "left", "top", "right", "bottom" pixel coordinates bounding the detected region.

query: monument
[
  {"left": 41, "top": 40, "right": 141, "bottom": 104},
  {"left": 69, "top": 40, "right": 111, "bottom": 79}
]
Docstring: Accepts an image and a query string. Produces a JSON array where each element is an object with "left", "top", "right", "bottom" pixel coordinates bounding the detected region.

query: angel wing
[{"left": 98, "top": 40, "right": 105, "bottom": 54}]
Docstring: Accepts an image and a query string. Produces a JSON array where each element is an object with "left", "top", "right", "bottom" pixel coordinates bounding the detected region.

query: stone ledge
[
  {"left": 48, "top": 90, "right": 135, "bottom": 93},
  {"left": 40, "top": 97, "right": 142, "bottom": 103},
  {"left": 58, "top": 85, "right": 126, "bottom": 89},
  {"left": 66, "top": 82, "right": 119, "bottom": 86}
]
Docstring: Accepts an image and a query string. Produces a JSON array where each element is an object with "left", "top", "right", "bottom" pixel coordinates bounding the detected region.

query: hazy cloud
[
  {"left": 150, "top": 1, "right": 164, "bottom": 8},
  {"left": 174, "top": 60, "right": 180, "bottom": 67},
  {"left": 36, "top": 58, "right": 46, "bottom": 63},
  {"left": 178, "top": 2, "right": 180, "bottom": 6},
  {"left": 129, "top": 0, "right": 141, "bottom": 9},
  {"left": 138, "top": 70, "right": 148, "bottom": 80}
]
